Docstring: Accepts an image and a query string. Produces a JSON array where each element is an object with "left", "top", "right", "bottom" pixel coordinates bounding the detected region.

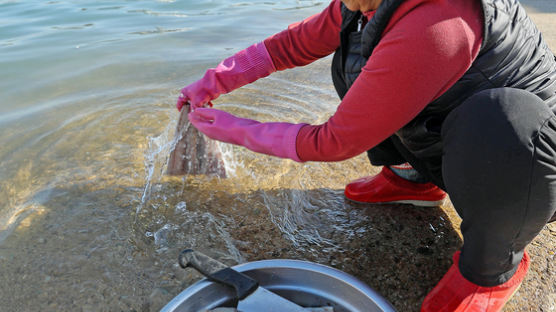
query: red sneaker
[
  {"left": 344, "top": 166, "right": 447, "bottom": 206},
  {"left": 421, "top": 251, "right": 530, "bottom": 312}
]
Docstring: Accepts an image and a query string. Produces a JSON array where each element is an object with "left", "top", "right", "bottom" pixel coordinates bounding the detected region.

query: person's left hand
[
  {"left": 188, "top": 108, "right": 305, "bottom": 162},
  {"left": 176, "top": 41, "right": 276, "bottom": 112}
]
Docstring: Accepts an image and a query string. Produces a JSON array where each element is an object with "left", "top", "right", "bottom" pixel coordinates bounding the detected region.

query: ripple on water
[
  {"left": 272, "top": 2, "right": 324, "bottom": 11},
  {"left": 51, "top": 23, "right": 93, "bottom": 30},
  {"left": 127, "top": 9, "right": 188, "bottom": 18},
  {"left": 97, "top": 6, "right": 123, "bottom": 11},
  {"left": 261, "top": 187, "right": 371, "bottom": 255},
  {"left": 129, "top": 27, "right": 191, "bottom": 35}
]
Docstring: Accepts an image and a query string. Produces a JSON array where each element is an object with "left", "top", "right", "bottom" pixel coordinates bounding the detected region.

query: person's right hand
[
  {"left": 188, "top": 107, "right": 305, "bottom": 162},
  {"left": 176, "top": 41, "right": 276, "bottom": 112}
]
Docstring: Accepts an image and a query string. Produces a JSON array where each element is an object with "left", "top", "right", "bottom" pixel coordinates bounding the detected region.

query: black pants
[{"left": 369, "top": 88, "right": 556, "bottom": 286}]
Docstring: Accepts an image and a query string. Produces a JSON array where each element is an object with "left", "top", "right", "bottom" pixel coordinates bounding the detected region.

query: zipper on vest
[{"left": 357, "top": 15, "right": 363, "bottom": 32}]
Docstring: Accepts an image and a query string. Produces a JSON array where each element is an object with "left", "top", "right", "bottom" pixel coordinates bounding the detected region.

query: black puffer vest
[{"left": 331, "top": 0, "right": 556, "bottom": 180}]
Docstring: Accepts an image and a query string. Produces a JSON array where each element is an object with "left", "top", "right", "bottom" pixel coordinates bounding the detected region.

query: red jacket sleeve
[
  {"left": 263, "top": 0, "right": 342, "bottom": 70},
  {"left": 295, "top": 0, "right": 484, "bottom": 161}
]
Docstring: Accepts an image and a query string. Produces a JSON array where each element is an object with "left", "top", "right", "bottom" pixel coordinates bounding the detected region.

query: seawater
[{"left": 0, "top": 0, "right": 379, "bottom": 310}]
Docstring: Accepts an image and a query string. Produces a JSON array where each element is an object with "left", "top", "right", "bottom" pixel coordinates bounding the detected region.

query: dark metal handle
[
  {"left": 179, "top": 249, "right": 227, "bottom": 275},
  {"left": 178, "top": 249, "right": 258, "bottom": 300}
]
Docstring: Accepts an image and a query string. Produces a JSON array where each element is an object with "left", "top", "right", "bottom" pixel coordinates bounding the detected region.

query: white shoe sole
[{"left": 347, "top": 197, "right": 446, "bottom": 207}]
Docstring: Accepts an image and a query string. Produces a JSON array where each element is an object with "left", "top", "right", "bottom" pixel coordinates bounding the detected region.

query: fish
[{"left": 167, "top": 104, "right": 226, "bottom": 178}]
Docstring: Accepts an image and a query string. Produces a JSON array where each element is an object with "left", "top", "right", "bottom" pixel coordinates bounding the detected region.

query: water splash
[
  {"left": 144, "top": 209, "right": 244, "bottom": 263},
  {"left": 175, "top": 201, "right": 187, "bottom": 213},
  {"left": 135, "top": 110, "right": 243, "bottom": 264},
  {"left": 261, "top": 187, "right": 370, "bottom": 255},
  {"left": 137, "top": 122, "right": 174, "bottom": 214},
  {"left": 153, "top": 223, "right": 178, "bottom": 251},
  {"left": 217, "top": 141, "right": 237, "bottom": 177}
]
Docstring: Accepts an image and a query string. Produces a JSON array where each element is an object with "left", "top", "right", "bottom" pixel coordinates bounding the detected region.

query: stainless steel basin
[{"left": 161, "top": 259, "right": 396, "bottom": 312}]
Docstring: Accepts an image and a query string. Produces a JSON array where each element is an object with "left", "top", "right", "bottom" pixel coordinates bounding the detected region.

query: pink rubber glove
[
  {"left": 177, "top": 42, "right": 277, "bottom": 111},
  {"left": 188, "top": 108, "right": 306, "bottom": 162}
]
